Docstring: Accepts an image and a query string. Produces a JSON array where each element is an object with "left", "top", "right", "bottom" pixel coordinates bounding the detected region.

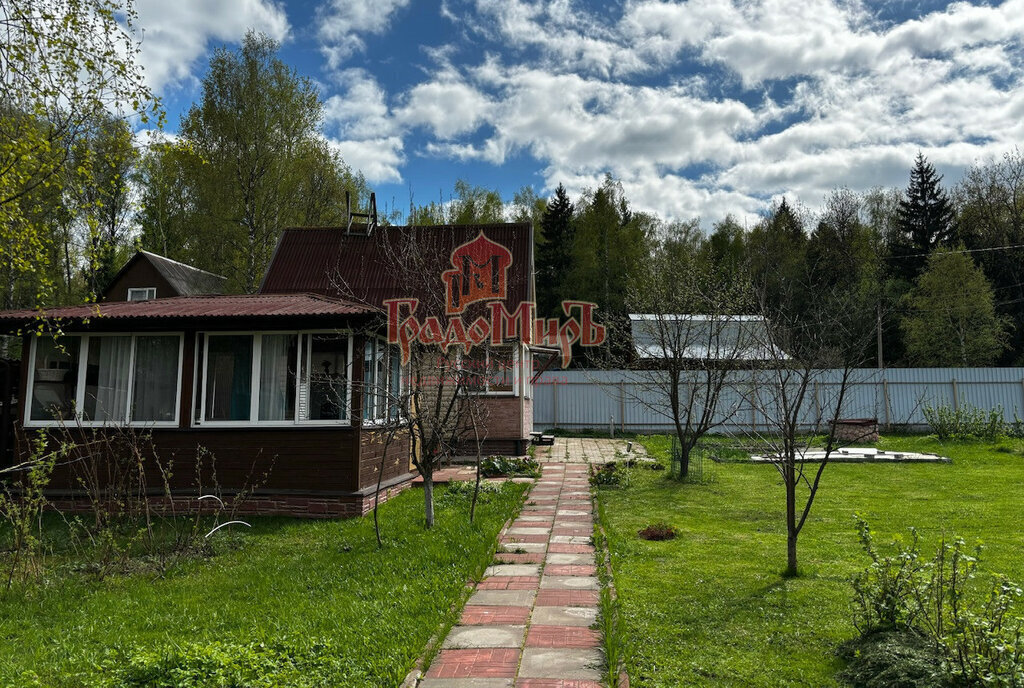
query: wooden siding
[{"left": 103, "top": 258, "right": 176, "bottom": 302}]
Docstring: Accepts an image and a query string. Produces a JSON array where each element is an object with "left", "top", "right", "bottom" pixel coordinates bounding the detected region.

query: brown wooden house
[{"left": 0, "top": 226, "right": 535, "bottom": 518}]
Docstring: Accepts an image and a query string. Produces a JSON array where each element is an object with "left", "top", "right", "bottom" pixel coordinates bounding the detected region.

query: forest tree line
[{"left": 4, "top": 28, "right": 1022, "bottom": 367}]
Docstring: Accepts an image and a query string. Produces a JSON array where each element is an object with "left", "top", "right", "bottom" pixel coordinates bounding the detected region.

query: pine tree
[
  {"left": 892, "top": 153, "right": 954, "bottom": 280},
  {"left": 535, "top": 184, "right": 574, "bottom": 318}
]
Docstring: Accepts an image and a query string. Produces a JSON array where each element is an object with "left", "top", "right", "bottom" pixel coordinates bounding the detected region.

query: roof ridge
[{"left": 140, "top": 250, "right": 228, "bottom": 280}]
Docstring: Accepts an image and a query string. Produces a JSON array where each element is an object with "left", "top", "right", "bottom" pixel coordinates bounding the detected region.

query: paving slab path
[{"left": 419, "top": 462, "right": 605, "bottom": 688}]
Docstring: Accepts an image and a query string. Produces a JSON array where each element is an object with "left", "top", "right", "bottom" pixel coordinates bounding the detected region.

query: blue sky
[{"left": 134, "top": 0, "right": 1024, "bottom": 226}]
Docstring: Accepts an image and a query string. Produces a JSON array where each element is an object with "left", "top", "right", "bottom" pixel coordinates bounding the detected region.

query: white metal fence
[{"left": 532, "top": 368, "right": 1024, "bottom": 433}]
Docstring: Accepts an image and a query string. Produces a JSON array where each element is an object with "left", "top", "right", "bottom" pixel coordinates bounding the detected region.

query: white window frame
[
  {"left": 127, "top": 287, "right": 157, "bottom": 302},
  {"left": 459, "top": 344, "right": 519, "bottom": 397},
  {"left": 362, "top": 336, "right": 404, "bottom": 426},
  {"left": 194, "top": 330, "right": 354, "bottom": 428},
  {"left": 24, "top": 332, "right": 184, "bottom": 429}
]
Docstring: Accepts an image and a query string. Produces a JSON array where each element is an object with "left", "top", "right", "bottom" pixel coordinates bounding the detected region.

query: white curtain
[
  {"left": 89, "top": 336, "right": 132, "bottom": 422},
  {"left": 259, "top": 334, "right": 295, "bottom": 421},
  {"left": 132, "top": 336, "right": 179, "bottom": 422}
]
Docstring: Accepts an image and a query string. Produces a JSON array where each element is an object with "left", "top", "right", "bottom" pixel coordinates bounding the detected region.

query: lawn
[
  {"left": 0, "top": 482, "right": 526, "bottom": 687},
  {"left": 596, "top": 435, "right": 1024, "bottom": 687}
]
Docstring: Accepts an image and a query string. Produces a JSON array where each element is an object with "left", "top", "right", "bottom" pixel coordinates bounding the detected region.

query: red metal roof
[
  {"left": 0, "top": 293, "right": 374, "bottom": 326},
  {"left": 259, "top": 224, "right": 535, "bottom": 314}
]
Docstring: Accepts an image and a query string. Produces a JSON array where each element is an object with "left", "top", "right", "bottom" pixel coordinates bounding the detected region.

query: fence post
[
  {"left": 619, "top": 381, "right": 626, "bottom": 433},
  {"left": 952, "top": 377, "right": 959, "bottom": 409},
  {"left": 553, "top": 382, "right": 559, "bottom": 429},
  {"left": 882, "top": 378, "right": 891, "bottom": 430}
]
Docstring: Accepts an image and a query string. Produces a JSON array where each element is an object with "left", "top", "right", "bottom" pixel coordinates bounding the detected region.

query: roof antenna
[{"left": 346, "top": 191, "right": 377, "bottom": 236}]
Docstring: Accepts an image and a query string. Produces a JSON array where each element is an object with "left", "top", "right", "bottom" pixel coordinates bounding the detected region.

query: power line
[{"left": 884, "top": 242, "right": 1024, "bottom": 260}]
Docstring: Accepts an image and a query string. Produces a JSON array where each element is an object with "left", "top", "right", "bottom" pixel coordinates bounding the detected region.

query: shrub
[
  {"left": 922, "top": 403, "right": 1010, "bottom": 441},
  {"left": 849, "top": 518, "right": 1024, "bottom": 686},
  {"left": 637, "top": 522, "right": 677, "bottom": 541},
  {"left": 480, "top": 456, "right": 540, "bottom": 478},
  {"left": 589, "top": 463, "right": 621, "bottom": 486}
]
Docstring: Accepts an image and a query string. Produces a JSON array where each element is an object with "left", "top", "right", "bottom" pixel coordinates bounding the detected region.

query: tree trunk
[
  {"left": 785, "top": 466, "right": 798, "bottom": 576},
  {"left": 423, "top": 474, "right": 435, "bottom": 529}
]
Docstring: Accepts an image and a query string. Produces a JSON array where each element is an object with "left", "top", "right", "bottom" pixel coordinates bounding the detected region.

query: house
[
  {"left": 0, "top": 224, "right": 535, "bottom": 518},
  {"left": 102, "top": 250, "right": 227, "bottom": 302},
  {"left": 629, "top": 313, "right": 785, "bottom": 364}
]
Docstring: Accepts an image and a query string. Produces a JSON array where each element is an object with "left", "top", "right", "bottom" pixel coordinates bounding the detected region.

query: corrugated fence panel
[{"left": 533, "top": 368, "right": 1024, "bottom": 432}]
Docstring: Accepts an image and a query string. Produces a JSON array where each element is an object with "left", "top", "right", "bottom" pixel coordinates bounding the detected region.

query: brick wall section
[{"left": 45, "top": 477, "right": 415, "bottom": 519}]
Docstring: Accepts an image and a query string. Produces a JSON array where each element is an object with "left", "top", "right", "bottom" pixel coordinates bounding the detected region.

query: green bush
[
  {"left": 922, "top": 403, "right": 1012, "bottom": 441},
  {"left": 480, "top": 456, "right": 540, "bottom": 478},
  {"left": 590, "top": 463, "right": 621, "bottom": 486},
  {"left": 849, "top": 518, "right": 1024, "bottom": 687}
]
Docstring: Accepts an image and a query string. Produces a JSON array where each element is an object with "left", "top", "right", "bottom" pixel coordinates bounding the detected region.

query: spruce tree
[
  {"left": 892, "top": 153, "right": 954, "bottom": 280},
  {"left": 536, "top": 184, "right": 574, "bottom": 318}
]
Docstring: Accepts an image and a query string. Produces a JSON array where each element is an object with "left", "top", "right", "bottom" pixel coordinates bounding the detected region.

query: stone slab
[
  {"left": 540, "top": 576, "right": 600, "bottom": 590},
  {"left": 468, "top": 589, "right": 537, "bottom": 607},
  {"left": 530, "top": 605, "right": 599, "bottom": 627},
  {"left": 419, "top": 679, "right": 514, "bottom": 688},
  {"left": 517, "top": 647, "right": 604, "bottom": 680},
  {"left": 483, "top": 564, "right": 542, "bottom": 577},
  {"left": 500, "top": 542, "right": 547, "bottom": 553},
  {"left": 442, "top": 625, "right": 526, "bottom": 649},
  {"left": 545, "top": 552, "right": 596, "bottom": 566}
]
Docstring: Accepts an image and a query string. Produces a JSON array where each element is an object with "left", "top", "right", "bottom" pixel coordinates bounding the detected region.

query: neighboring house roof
[
  {"left": 629, "top": 313, "right": 787, "bottom": 361},
  {"left": 103, "top": 251, "right": 227, "bottom": 299},
  {"left": 0, "top": 294, "right": 373, "bottom": 331},
  {"left": 259, "top": 224, "right": 534, "bottom": 313}
]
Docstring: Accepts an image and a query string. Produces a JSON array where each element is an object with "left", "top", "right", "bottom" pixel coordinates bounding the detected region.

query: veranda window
[
  {"left": 362, "top": 337, "right": 402, "bottom": 423},
  {"left": 198, "top": 332, "right": 357, "bottom": 425},
  {"left": 27, "top": 334, "right": 182, "bottom": 426}
]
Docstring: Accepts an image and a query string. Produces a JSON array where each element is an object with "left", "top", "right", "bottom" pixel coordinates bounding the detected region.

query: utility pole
[{"left": 876, "top": 303, "right": 884, "bottom": 369}]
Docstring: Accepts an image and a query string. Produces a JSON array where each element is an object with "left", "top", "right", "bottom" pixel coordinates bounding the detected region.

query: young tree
[
  {"left": 891, "top": 153, "right": 955, "bottom": 280},
  {"left": 901, "top": 250, "right": 1008, "bottom": 366},
  {"left": 744, "top": 249, "right": 876, "bottom": 577},
  {"left": 624, "top": 221, "right": 754, "bottom": 478}
]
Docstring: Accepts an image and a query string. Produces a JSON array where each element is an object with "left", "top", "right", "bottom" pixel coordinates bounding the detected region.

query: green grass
[
  {"left": 0, "top": 482, "right": 527, "bottom": 687},
  {"left": 597, "top": 435, "right": 1024, "bottom": 687}
]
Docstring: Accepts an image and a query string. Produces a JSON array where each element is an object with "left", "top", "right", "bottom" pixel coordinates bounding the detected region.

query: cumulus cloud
[
  {"left": 317, "top": 0, "right": 410, "bottom": 69},
  {"left": 321, "top": 0, "right": 1024, "bottom": 223},
  {"left": 133, "top": 0, "right": 290, "bottom": 90}
]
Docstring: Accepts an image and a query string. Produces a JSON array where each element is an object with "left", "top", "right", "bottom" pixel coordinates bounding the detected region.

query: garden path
[{"left": 418, "top": 460, "right": 605, "bottom": 688}]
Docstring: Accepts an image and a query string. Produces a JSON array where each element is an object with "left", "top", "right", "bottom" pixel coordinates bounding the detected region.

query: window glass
[
  {"left": 362, "top": 338, "right": 377, "bottom": 420},
  {"left": 30, "top": 337, "right": 80, "bottom": 421},
  {"left": 489, "top": 348, "right": 514, "bottom": 393},
  {"left": 463, "top": 347, "right": 487, "bottom": 392},
  {"left": 259, "top": 334, "right": 297, "bottom": 421},
  {"left": 83, "top": 336, "right": 132, "bottom": 422},
  {"left": 389, "top": 347, "right": 402, "bottom": 420},
  {"left": 132, "top": 336, "right": 180, "bottom": 422},
  {"left": 309, "top": 335, "right": 347, "bottom": 420},
  {"left": 205, "top": 335, "right": 253, "bottom": 421},
  {"left": 127, "top": 287, "right": 156, "bottom": 301}
]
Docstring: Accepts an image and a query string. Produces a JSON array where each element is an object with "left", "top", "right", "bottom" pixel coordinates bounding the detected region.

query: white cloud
[
  {"left": 133, "top": 0, "right": 290, "bottom": 90},
  {"left": 319, "top": 0, "right": 1024, "bottom": 224},
  {"left": 317, "top": 0, "right": 410, "bottom": 69},
  {"left": 327, "top": 137, "right": 405, "bottom": 184}
]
